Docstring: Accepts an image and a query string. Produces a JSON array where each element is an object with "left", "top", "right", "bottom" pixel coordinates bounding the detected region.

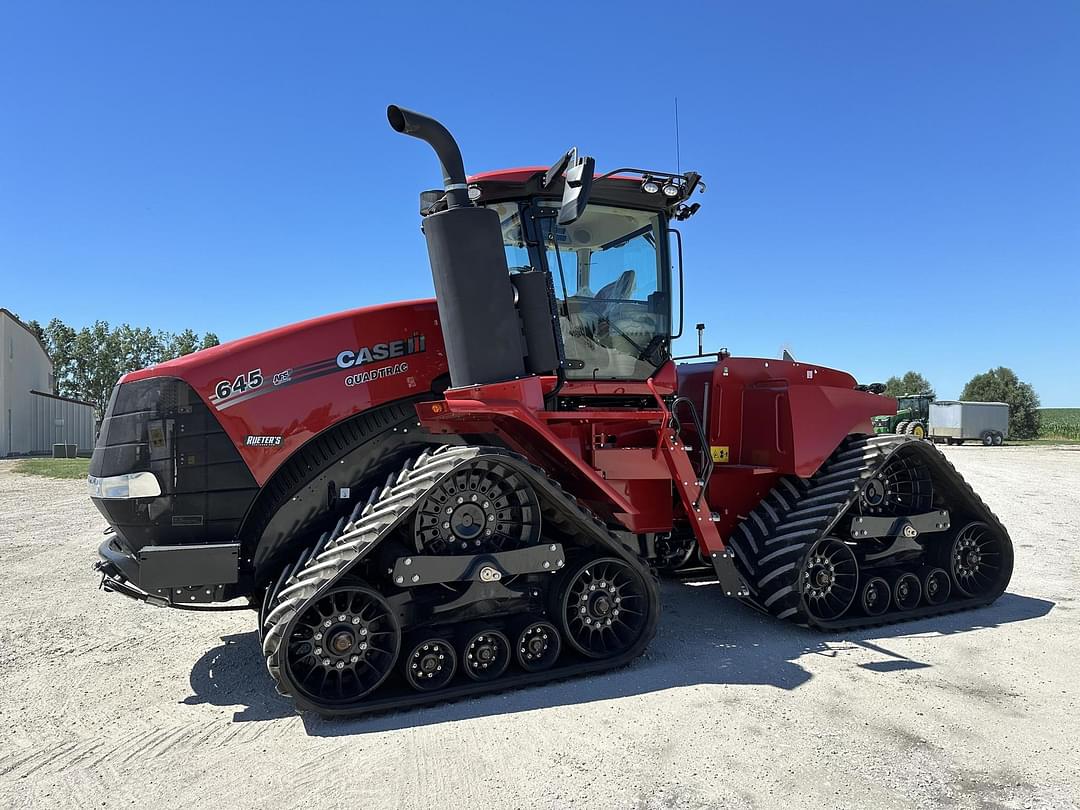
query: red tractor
[{"left": 91, "top": 106, "right": 1012, "bottom": 716}]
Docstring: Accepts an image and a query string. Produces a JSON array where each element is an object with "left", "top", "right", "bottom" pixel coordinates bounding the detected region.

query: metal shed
[{"left": 28, "top": 390, "right": 96, "bottom": 456}]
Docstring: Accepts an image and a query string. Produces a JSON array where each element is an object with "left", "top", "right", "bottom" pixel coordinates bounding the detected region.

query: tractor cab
[{"left": 456, "top": 164, "right": 703, "bottom": 382}]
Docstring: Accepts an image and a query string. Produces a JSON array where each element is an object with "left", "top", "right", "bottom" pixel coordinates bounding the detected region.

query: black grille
[{"left": 90, "top": 377, "right": 258, "bottom": 553}]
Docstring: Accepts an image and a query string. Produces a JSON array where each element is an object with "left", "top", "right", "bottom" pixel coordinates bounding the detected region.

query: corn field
[{"left": 1039, "top": 409, "right": 1080, "bottom": 440}]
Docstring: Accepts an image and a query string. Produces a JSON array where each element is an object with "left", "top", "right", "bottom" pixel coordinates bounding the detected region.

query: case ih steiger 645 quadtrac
[{"left": 90, "top": 106, "right": 1013, "bottom": 716}]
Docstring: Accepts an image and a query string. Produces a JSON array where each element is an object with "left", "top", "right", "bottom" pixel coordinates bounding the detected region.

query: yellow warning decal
[{"left": 710, "top": 446, "right": 730, "bottom": 463}]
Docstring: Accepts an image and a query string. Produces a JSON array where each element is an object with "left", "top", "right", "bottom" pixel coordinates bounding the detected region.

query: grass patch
[{"left": 12, "top": 457, "right": 90, "bottom": 479}]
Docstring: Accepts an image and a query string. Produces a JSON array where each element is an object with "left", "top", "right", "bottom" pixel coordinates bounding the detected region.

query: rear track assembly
[{"left": 727, "top": 434, "right": 1013, "bottom": 630}]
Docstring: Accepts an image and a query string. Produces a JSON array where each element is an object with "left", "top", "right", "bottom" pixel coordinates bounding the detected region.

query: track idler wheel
[
  {"left": 403, "top": 638, "right": 457, "bottom": 692},
  {"left": 462, "top": 629, "right": 511, "bottom": 681},
  {"left": 892, "top": 572, "right": 922, "bottom": 610},
  {"left": 860, "top": 576, "right": 891, "bottom": 617},
  {"left": 922, "top": 567, "right": 952, "bottom": 606},
  {"left": 947, "top": 521, "right": 1010, "bottom": 598},
  {"left": 800, "top": 538, "right": 859, "bottom": 621},
  {"left": 284, "top": 584, "right": 401, "bottom": 708},
  {"left": 515, "top": 621, "right": 561, "bottom": 672},
  {"left": 559, "top": 557, "right": 651, "bottom": 659}
]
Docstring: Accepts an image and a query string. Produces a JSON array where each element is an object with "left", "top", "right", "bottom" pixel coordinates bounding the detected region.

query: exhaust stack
[
  {"left": 387, "top": 105, "right": 470, "bottom": 209},
  {"left": 388, "top": 105, "right": 526, "bottom": 388}
]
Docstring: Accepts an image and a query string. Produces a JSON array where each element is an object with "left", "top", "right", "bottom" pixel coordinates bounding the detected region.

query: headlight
[{"left": 88, "top": 472, "right": 162, "bottom": 499}]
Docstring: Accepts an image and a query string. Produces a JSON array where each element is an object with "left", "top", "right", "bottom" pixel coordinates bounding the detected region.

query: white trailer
[{"left": 929, "top": 401, "right": 1010, "bottom": 446}]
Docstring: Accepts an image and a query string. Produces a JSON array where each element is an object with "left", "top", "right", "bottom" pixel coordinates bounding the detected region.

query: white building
[{"left": 0, "top": 308, "right": 95, "bottom": 456}]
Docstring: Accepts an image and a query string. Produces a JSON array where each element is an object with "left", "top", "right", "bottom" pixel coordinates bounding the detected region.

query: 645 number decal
[{"left": 214, "top": 368, "right": 263, "bottom": 402}]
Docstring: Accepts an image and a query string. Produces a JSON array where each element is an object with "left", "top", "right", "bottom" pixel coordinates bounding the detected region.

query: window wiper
[{"left": 599, "top": 224, "right": 653, "bottom": 252}]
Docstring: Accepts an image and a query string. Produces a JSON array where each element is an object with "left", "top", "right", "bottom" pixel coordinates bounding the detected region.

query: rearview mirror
[
  {"left": 557, "top": 156, "right": 594, "bottom": 225},
  {"left": 544, "top": 148, "right": 595, "bottom": 226}
]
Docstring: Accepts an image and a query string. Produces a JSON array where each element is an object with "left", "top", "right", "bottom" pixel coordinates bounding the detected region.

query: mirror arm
[{"left": 544, "top": 148, "right": 577, "bottom": 188}]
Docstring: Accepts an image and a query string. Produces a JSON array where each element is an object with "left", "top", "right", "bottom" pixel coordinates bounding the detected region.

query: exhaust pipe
[
  {"left": 387, "top": 105, "right": 469, "bottom": 209},
  {"left": 388, "top": 105, "right": 526, "bottom": 388}
]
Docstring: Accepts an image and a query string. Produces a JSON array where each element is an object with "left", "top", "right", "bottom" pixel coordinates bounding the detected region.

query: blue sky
[{"left": 2, "top": 2, "right": 1078, "bottom": 404}]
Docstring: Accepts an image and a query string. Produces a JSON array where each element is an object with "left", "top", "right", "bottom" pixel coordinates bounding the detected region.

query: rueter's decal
[{"left": 245, "top": 435, "right": 283, "bottom": 447}]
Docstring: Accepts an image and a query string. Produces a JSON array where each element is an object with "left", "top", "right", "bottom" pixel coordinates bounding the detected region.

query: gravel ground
[{"left": 0, "top": 445, "right": 1077, "bottom": 810}]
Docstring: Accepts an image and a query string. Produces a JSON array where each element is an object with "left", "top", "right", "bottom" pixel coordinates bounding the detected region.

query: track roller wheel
[
  {"left": 403, "top": 638, "right": 457, "bottom": 692},
  {"left": 284, "top": 584, "right": 401, "bottom": 708},
  {"left": 922, "top": 567, "right": 951, "bottom": 606},
  {"left": 559, "top": 557, "right": 651, "bottom": 659},
  {"left": 462, "top": 629, "right": 510, "bottom": 681},
  {"left": 800, "top": 538, "right": 858, "bottom": 621},
  {"left": 892, "top": 572, "right": 922, "bottom": 610},
  {"left": 515, "top": 621, "right": 561, "bottom": 672},
  {"left": 860, "top": 576, "right": 891, "bottom": 617},
  {"left": 947, "top": 521, "right": 1010, "bottom": 598}
]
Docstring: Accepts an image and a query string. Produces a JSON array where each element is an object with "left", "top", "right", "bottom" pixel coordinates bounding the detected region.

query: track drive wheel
[
  {"left": 283, "top": 584, "right": 401, "bottom": 708},
  {"left": 559, "top": 557, "right": 651, "bottom": 659},
  {"left": 858, "top": 451, "right": 933, "bottom": 516},
  {"left": 413, "top": 459, "right": 540, "bottom": 554}
]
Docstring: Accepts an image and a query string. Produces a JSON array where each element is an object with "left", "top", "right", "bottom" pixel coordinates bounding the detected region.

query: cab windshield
[{"left": 489, "top": 200, "right": 671, "bottom": 381}]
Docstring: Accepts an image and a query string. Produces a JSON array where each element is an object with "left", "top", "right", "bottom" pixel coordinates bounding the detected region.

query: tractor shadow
[{"left": 183, "top": 582, "right": 1054, "bottom": 733}]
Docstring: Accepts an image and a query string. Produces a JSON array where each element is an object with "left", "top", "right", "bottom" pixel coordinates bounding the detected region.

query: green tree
[
  {"left": 26, "top": 316, "right": 221, "bottom": 414},
  {"left": 164, "top": 328, "right": 200, "bottom": 358},
  {"left": 883, "top": 371, "right": 935, "bottom": 399},
  {"left": 961, "top": 367, "right": 1040, "bottom": 439}
]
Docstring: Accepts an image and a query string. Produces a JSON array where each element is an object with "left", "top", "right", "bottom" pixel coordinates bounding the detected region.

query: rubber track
[
  {"left": 261, "top": 445, "right": 660, "bottom": 716},
  {"left": 726, "top": 434, "right": 1013, "bottom": 630}
]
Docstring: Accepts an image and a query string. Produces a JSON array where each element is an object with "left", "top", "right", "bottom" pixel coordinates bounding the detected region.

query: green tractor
[{"left": 872, "top": 393, "right": 933, "bottom": 439}]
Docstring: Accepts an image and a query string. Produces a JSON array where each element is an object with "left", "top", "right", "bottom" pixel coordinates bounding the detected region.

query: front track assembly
[
  {"left": 261, "top": 446, "right": 659, "bottom": 717},
  {"left": 727, "top": 434, "right": 1013, "bottom": 629}
]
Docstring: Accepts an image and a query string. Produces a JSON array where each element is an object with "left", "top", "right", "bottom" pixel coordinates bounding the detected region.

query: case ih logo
[
  {"left": 245, "top": 436, "right": 283, "bottom": 447},
  {"left": 336, "top": 333, "right": 426, "bottom": 369}
]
